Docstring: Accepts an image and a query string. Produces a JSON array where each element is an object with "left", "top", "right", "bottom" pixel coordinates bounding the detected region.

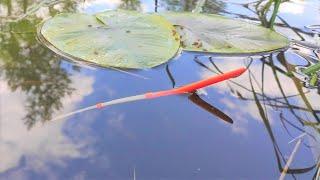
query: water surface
[{"left": 0, "top": 0, "right": 320, "bottom": 179}]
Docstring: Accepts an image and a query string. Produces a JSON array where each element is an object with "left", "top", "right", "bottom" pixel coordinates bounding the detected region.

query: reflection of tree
[
  {"left": 119, "top": 0, "right": 141, "bottom": 11},
  {"left": 162, "top": 0, "right": 225, "bottom": 13},
  {"left": 0, "top": 0, "right": 77, "bottom": 21},
  {"left": 161, "top": 0, "right": 182, "bottom": 11},
  {"left": 201, "top": 0, "right": 225, "bottom": 14},
  {"left": 0, "top": 0, "right": 78, "bottom": 129}
]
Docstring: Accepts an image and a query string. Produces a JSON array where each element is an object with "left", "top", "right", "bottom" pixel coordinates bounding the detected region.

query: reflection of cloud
[
  {"left": 198, "top": 56, "right": 320, "bottom": 137},
  {"left": 0, "top": 74, "right": 94, "bottom": 173},
  {"left": 53, "top": 4, "right": 64, "bottom": 12},
  {"left": 108, "top": 113, "right": 125, "bottom": 130},
  {"left": 220, "top": 98, "right": 248, "bottom": 135},
  {"left": 280, "top": 0, "right": 305, "bottom": 15},
  {"left": 77, "top": 0, "right": 122, "bottom": 13},
  {"left": 140, "top": 1, "right": 153, "bottom": 12},
  {"left": 107, "top": 113, "right": 135, "bottom": 139},
  {"left": 200, "top": 58, "right": 298, "bottom": 97},
  {"left": 198, "top": 57, "right": 302, "bottom": 134},
  {"left": 35, "top": 7, "right": 50, "bottom": 19},
  {"left": 0, "top": 5, "right": 6, "bottom": 16},
  {"left": 305, "top": 125, "right": 320, "bottom": 161},
  {"left": 304, "top": 90, "right": 320, "bottom": 110},
  {"left": 77, "top": 0, "right": 154, "bottom": 13},
  {"left": 219, "top": 95, "right": 264, "bottom": 136}
]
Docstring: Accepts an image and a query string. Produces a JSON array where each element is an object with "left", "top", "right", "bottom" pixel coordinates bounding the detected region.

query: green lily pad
[
  {"left": 38, "top": 10, "right": 180, "bottom": 69},
  {"left": 161, "top": 12, "right": 289, "bottom": 54}
]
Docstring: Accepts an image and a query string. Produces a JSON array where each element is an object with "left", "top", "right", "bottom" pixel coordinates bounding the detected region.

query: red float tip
[
  {"left": 175, "top": 67, "right": 247, "bottom": 93},
  {"left": 145, "top": 67, "right": 247, "bottom": 99}
]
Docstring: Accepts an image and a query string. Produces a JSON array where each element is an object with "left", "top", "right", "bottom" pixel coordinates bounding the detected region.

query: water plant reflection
[{"left": 192, "top": 51, "right": 320, "bottom": 178}]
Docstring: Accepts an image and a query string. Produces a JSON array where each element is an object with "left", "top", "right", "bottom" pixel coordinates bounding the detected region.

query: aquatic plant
[
  {"left": 38, "top": 9, "right": 289, "bottom": 69},
  {"left": 255, "top": 0, "right": 286, "bottom": 29}
]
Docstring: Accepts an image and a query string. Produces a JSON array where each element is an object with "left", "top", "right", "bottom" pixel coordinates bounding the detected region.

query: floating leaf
[
  {"left": 161, "top": 12, "right": 289, "bottom": 54},
  {"left": 38, "top": 10, "right": 180, "bottom": 69}
]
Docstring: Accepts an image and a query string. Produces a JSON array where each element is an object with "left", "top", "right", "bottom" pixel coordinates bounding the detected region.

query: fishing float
[{"left": 51, "top": 67, "right": 247, "bottom": 121}]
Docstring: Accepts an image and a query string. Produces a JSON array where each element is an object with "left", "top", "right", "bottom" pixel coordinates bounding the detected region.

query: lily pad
[
  {"left": 38, "top": 10, "right": 180, "bottom": 69},
  {"left": 161, "top": 12, "right": 289, "bottom": 54}
]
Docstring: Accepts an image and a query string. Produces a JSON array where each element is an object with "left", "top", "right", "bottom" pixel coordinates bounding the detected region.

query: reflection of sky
[
  {"left": 0, "top": 71, "right": 95, "bottom": 173},
  {"left": 225, "top": 0, "right": 320, "bottom": 27},
  {"left": 78, "top": 0, "right": 155, "bottom": 13},
  {"left": 1, "top": 0, "right": 320, "bottom": 179},
  {"left": 279, "top": 0, "right": 320, "bottom": 28},
  {"left": 2, "top": 53, "right": 315, "bottom": 179},
  {"left": 224, "top": 0, "right": 320, "bottom": 42}
]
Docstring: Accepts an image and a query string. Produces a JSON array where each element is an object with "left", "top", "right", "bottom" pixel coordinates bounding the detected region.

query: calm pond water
[{"left": 0, "top": 0, "right": 320, "bottom": 179}]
